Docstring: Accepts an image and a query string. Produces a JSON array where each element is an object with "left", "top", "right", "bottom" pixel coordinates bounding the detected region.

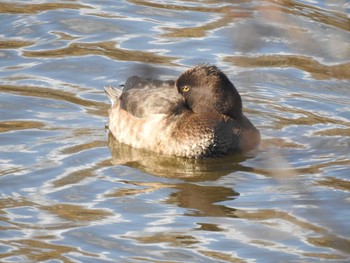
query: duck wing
[
  {"left": 124, "top": 75, "right": 175, "bottom": 91},
  {"left": 119, "top": 76, "right": 185, "bottom": 118}
]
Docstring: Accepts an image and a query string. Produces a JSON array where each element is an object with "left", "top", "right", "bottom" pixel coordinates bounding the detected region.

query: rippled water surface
[{"left": 1, "top": 0, "right": 350, "bottom": 262}]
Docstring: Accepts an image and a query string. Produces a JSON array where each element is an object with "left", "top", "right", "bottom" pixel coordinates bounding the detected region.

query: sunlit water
[{"left": 1, "top": 0, "right": 350, "bottom": 262}]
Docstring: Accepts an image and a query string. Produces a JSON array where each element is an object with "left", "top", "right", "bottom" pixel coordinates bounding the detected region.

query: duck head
[{"left": 176, "top": 64, "right": 243, "bottom": 119}]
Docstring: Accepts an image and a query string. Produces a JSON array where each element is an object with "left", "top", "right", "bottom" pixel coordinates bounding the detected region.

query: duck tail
[{"left": 104, "top": 86, "right": 122, "bottom": 106}]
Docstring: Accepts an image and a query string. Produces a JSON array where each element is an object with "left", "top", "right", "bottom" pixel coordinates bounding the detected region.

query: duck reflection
[
  {"left": 108, "top": 133, "right": 255, "bottom": 218},
  {"left": 167, "top": 183, "right": 239, "bottom": 218},
  {"left": 108, "top": 132, "right": 249, "bottom": 262},
  {"left": 108, "top": 132, "right": 253, "bottom": 180}
]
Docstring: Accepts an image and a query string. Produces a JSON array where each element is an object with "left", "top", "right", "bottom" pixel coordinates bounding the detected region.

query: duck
[{"left": 105, "top": 64, "right": 260, "bottom": 158}]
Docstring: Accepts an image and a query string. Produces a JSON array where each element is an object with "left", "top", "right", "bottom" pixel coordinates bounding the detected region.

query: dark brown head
[{"left": 175, "top": 64, "right": 243, "bottom": 118}]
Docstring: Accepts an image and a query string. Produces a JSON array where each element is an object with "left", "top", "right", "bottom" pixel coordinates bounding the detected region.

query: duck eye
[{"left": 182, "top": 86, "right": 190, "bottom": 92}]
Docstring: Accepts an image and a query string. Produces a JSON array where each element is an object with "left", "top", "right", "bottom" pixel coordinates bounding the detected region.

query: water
[{"left": 1, "top": 0, "right": 349, "bottom": 262}]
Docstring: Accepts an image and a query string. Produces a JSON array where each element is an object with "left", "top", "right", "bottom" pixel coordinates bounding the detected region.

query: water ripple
[{"left": 1, "top": 0, "right": 349, "bottom": 262}]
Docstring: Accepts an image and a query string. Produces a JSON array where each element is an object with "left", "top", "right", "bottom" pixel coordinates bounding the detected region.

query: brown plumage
[{"left": 105, "top": 64, "right": 260, "bottom": 158}]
